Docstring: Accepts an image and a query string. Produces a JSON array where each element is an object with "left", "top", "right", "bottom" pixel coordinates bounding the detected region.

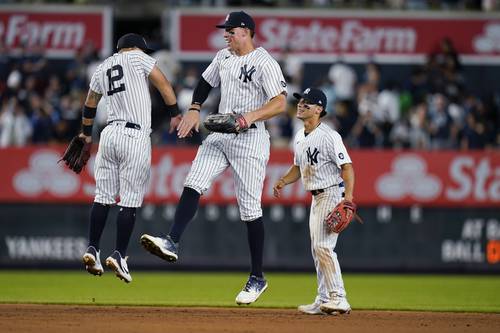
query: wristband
[
  {"left": 82, "top": 124, "right": 93, "bottom": 136},
  {"left": 82, "top": 105, "right": 97, "bottom": 119},
  {"left": 189, "top": 107, "right": 201, "bottom": 112},
  {"left": 166, "top": 103, "right": 180, "bottom": 117}
]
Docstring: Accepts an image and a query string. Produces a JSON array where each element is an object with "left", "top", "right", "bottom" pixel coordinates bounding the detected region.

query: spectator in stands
[
  {"left": 30, "top": 94, "right": 55, "bottom": 144},
  {"left": 0, "top": 97, "right": 32, "bottom": 147},
  {"left": 328, "top": 57, "right": 356, "bottom": 112},
  {"left": 428, "top": 93, "right": 454, "bottom": 149},
  {"left": 408, "top": 102, "right": 431, "bottom": 149}
]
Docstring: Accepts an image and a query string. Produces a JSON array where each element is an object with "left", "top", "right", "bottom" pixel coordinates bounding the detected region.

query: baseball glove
[
  {"left": 59, "top": 136, "right": 91, "bottom": 174},
  {"left": 203, "top": 113, "right": 249, "bottom": 134},
  {"left": 325, "top": 200, "right": 363, "bottom": 234}
]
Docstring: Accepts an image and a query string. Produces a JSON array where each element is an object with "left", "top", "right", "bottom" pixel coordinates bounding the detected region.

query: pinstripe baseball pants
[
  {"left": 184, "top": 129, "right": 270, "bottom": 221},
  {"left": 94, "top": 122, "right": 151, "bottom": 208},
  {"left": 309, "top": 185, "right": 347, "bottom": 302}
]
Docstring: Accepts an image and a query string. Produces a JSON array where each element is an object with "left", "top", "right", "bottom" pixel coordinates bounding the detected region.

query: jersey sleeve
[
  {"left": 89, "top": 64, "right": 103, "bottom": 95},
  {"left": 329, "top": 131, "right": 352, "bottom": 166},
  {"left": 131, "top": 52, "right": 156, "bottom": 77},
  {"left": 293, "top": 131, "right": 301, "bottom": 166},
  {"left": 261, "top": 57, "right": 287, "bottom": 99},
  {"left": 201, "top": 50, "right": 223, "bottom": 87}
]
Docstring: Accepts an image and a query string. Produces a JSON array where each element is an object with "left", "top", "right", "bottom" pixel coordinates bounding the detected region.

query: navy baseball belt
[
  {"left": 249, "top": 124, "right": 257, "bottom": 129},
  {"left": 108, "top": 120, "right": 141, "bottom": 130},
  {"left": 310, "top": 182, "right": 344, "bottom": 196}
]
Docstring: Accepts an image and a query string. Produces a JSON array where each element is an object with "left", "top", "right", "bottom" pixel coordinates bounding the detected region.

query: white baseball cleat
[
  {"left": 235, "top": 275, "right": 268, "bottom": 305},
  {"left": 140, "top": 234, "right": 178, "bottom": 262},
  {"left": 105, "top": 251, "right": 132, "bottom": 283},
  {"left": 82, "top": 246, "right": 103, "bottom": 276},
  {"left": 298, "top": 299, "right": 332, "bottom": 315},
  {"left": 320, "top": 296, "right": 351, "bottom": 314}
]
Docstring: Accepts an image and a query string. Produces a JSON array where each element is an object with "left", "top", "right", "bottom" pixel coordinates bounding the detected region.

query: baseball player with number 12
[
  {"left": 273, "top": 88, "right": 355, "bottom": 315},
  {"left": 75, "top": 33, "right": 181, "bottom": 283},
  {"left": 141, "top": 11, "right": 287, "bottom": 304}
]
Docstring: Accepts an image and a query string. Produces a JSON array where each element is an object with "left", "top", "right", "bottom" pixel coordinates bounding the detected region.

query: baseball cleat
[
  {"left": 82, "top": 246, "right": 103, "bottom": 276},
  {"left": 235, "top": 275, "right": 268, "bottom": 305},
  {"left": 105, "top": 251, "right": 132, "bottom": 283},
  {"left": 320, "top": 296, "right": 351, "bottom": 314},
  {"left": 298, "top": 299, "right": 332, "bottom": 315},
  {"left": 140, "top": 234, "right": 178, "bottom": 262}
]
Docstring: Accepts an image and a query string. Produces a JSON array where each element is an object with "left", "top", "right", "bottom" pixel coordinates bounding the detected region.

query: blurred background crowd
[{"left": 0, "top": 0, "right": 499, "bottom": 150}]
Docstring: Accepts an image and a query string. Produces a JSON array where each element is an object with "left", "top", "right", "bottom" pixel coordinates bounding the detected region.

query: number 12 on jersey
[{"left": 106, "top": 65, "right": 126, "bottom": 96}]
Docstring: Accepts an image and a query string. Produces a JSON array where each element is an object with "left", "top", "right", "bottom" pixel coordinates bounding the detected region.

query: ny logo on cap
[{"left": 304, "top": 88, "right": 310, "bottom": 94}]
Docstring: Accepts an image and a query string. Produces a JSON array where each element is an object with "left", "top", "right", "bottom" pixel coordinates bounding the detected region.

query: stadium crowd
[{"left": 0, "top": 38, "right": 498, "bottom": 150}]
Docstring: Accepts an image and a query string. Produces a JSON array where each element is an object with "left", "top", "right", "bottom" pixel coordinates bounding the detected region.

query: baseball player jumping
[
  {"left": 78, "top": 33, "right": 181, "bottom": 283},
  {"left": 273, "top": 88, "right": 355, "bottom": 315},
  {"left": 140, "top": 11, "right": 287, "bottom": 304}
]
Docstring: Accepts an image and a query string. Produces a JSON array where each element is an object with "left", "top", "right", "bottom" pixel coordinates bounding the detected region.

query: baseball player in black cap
[
  {"left": 141, "top": 11, "right": 288, "bottom": 305},
  {"left": 80, "top": 33, "right": 181, "bottom": 283},
  {"left": 116, "top": 33, "right": 156, "bottom": 53},
  {"left": 273, "top": 87, "right": 354, "bottom": 315}
]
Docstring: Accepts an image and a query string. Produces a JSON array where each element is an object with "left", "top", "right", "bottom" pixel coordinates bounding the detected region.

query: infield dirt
[{"left": 1, "top": 304, "right": 499, "bottom": 333}]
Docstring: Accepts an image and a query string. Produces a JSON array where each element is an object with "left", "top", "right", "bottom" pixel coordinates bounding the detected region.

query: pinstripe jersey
[
  {"left": 90, "top": 50, "right": 156, "bottom": 129},
  {"left": 202, "top": 47, "right": 286, "bottom": 131},
  {"left": 293, "top": 123, "right": 351, "bottom": 191}
]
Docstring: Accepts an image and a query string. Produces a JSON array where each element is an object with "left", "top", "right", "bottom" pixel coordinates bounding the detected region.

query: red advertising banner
[
  {"left": 0, "top": 5, "right": 112, "bottom": 57},
  {"left": 170, "top": 9, "right": 500, "bottom": 64},
  {"left": 0, "top": 147, "right": 498, "bottom": 207}
]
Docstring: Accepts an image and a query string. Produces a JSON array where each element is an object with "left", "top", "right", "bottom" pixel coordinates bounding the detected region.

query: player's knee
[{"left": 313, "top": 246, "right": 331, "bottom": 261}]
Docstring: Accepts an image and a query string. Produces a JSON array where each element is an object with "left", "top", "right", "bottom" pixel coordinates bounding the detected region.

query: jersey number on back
[{"left": 106, "top": 65, "right": 126, "bottom": 96}]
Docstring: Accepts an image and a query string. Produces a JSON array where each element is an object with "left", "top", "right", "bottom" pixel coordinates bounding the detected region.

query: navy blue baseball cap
[
  {"left": 216, "top": 11, "right": 255, "bottom": 31},
  {"left": 116, "top": 33, "right": 155, "bottom": 53},
  {"left": 293, "top": 88, "right": 327, "bottom": 117}
]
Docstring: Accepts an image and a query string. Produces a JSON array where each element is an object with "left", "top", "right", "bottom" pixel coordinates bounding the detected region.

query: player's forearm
[
  {"left": 149, "top": 66, "right": 179, "bottom": 115},
  {"left": 341, "top": 163, "right": 355, "bottom": 201},
  {"left": 279, "top": 165, "right": 301, "bottom": 185},
  {"left": 246, "top": 93, "right": 286, "bottom": 123},
  {"left": 81, "top": 90, "right": 102, "bottom": 137}
]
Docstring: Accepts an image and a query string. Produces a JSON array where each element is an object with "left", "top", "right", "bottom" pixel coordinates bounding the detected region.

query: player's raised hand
[
  {"left": 273, "top": 178, "right": 286, "bottom": 198},
  {"left": 169, "top": 114, "right": 182, "bottom": 134},
  {"left": 177, "top": 110, "right": 200, "bottom": 138}
]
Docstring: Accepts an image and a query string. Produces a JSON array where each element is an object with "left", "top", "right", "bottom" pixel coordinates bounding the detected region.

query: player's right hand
[
  {"left": 273, "top": 178, "right": 286, "bottom": 198},
  {"left": 177, "top": 110, "right": 200, "bottom": 138}
]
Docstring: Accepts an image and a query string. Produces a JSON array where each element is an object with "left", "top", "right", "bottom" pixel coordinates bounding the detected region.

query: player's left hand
[
  {"left": 236, "top": 113, "right": 253, "bottom": 132},
  {"left": 177, "top": 110, "right": 200, "bottom": 138},
  {"left": 273, "top": 178, "right": 286, "bottom": 198},
  {"left": 169, "top": 114, "right": 182, "bottom": 134}
]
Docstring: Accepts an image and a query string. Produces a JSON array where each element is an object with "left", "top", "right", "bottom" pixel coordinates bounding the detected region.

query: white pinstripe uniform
[
  {"left": 293, "top": 123, "right": 352, "bottom": 302},
  {"left": 185, "top": 47, "right": 287, "bottom": 221},
  {"left": 89, "top": 50, "right": 156, "bottom": 208}
]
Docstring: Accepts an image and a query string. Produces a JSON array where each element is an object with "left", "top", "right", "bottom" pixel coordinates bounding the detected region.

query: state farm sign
[
  {"left": 171, "top": 9, "right": 500, "bottom": 63},
  {"left": 0, "top": 6, "right": 112, "bottom": 57}
]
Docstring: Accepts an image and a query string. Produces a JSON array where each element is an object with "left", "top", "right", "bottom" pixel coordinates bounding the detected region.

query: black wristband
[
  {"left": 188, "top": 107, "right": 201, "bottom": 112},
  {"left": 82, "top": 105, "right": 97, "bottom": 119},
  {"left": 82, "top": 124, "right": 93, "bottom": 136},
  {"left": 166, "top": 103, "right": 180, "bottom": 117}
]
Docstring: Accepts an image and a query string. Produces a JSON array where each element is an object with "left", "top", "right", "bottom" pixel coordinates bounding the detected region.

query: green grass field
[{"left": 0, "top": 271, "right": 499, "bottom": 313}]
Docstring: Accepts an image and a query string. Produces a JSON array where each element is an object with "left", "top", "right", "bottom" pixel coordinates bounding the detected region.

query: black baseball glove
[
  {"left": 59, "top": 136, "right": 92, "bottom": 174},
  {"left": 203, "top": 113, "right": 249, "bottom": 134}
]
